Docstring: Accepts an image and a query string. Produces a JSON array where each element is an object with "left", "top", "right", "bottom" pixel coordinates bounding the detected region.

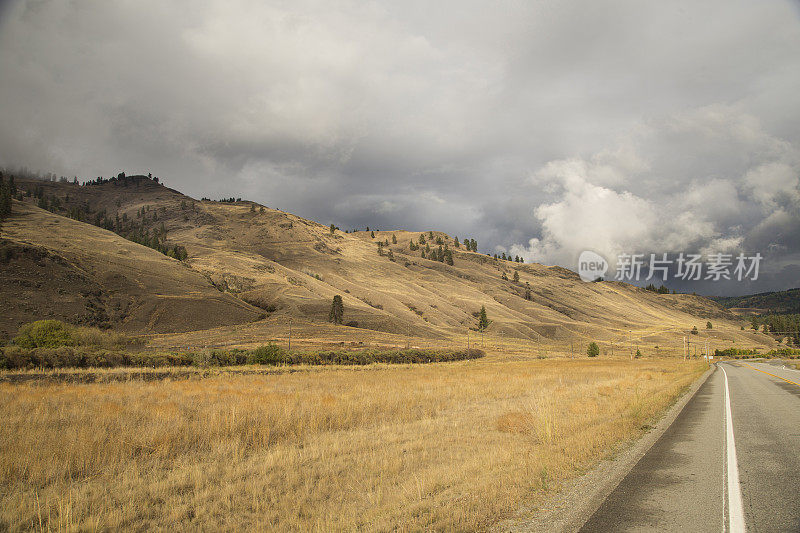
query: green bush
[
  {"left": 11, "top": 320, "right": 141, "bottom": 350},
  {"left": 0, "top": 346, "right": 193, "bottom": 370},
  {"left": 587, "top": 342, "right": 600, "bottom": 357},
  {"left": 249, "top": 344, "right": 285, "bottom": 365},
  {"left": 13, "top": 320, "right": 74, "bottom": 348},
  {"left": 714, "top": 347, "right": 758, "bottom": 358},
  {"left": 0, "top": 345, "right": 484, "bottom": 371}
]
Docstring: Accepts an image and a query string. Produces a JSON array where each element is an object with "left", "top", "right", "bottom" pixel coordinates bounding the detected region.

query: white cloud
[{"left": 514, "top": 105, "right": 800, "bottom": 273}]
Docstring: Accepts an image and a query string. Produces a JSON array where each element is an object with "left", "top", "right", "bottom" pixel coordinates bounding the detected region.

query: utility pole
[
  {"left": 629, "top": 330, "right": 633, "bottom": 359},
  {"left": 683, "top": 336, "right": 687, "bottom": 361}
]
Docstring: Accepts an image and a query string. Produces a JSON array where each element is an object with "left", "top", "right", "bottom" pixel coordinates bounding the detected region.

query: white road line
[{"left": 722, "top": 365, "right": 746, "bottom": 533}]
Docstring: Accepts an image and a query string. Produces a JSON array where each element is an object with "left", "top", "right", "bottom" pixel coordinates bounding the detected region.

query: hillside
[
  {"left": 0, "top": 199, "right": 261, "bottom": 338},
  {"left": 1, "top": 175, "right": 777, "bottom": 353},
  {"left": 709, "top": 288, "right": 800, "bottom": 315}
]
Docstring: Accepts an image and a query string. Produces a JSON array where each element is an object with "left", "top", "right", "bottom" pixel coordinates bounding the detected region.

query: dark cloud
[{"left": 1, "top": 0, "right": 799, "bottom": 295}]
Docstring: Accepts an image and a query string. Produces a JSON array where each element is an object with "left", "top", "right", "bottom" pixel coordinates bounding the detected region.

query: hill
[
  {"left": 1, "top": 174, "right": 777, "bottom": 353},
  {"left": 709, "top": 288, "right": 800, "bottom": 315},
  {"left": 0, "top": 199, "right": 260, "bottom": 338}
]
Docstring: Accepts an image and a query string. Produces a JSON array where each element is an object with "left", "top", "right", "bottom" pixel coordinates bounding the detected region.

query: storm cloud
[{"left": 1, "top": 0, "right": 798, "bottom": 295}]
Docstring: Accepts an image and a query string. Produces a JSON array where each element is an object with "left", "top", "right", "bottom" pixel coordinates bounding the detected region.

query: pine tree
[
  {"left": 392, "top": 234, "right": 397, "bottom": 244},
  {"left": 478, "top": 305, "right": 489, "bottom": 331},
  {"left": 587, "top": 342, "right": 600, "bottom": 357},
  {"left": 470, "top": 238, "right": 477, "bottom": 252},
  {"left": 454, "top": 236, "right": 460, "bottom": 248},
  {"left": 419, "top": 233, "right": 426, "bottom": 244},
  {"left": 251, "top": 203, "right": 256, "bottom": 212},
  {"left": 706, "top": 321, "right": 713, "bottom": 329},
  {"left": 330, "top": 223, "right": 336, "bottom": 234},
  {"left": 370, "top": 231, "right": 375, "bottom": 239},
  {"left": 513, "top": 270, "right": 519, "bottom": 283},
  {"left": 444, "top": 249, "right": 454, "bottom": 265},
  {"left": 329, "top": 295, "right": 344, "bottom": 324}
]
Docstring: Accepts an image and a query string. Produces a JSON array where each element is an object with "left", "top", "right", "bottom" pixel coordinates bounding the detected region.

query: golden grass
[{"left": 0, "top": 357, "right": 706, "bottom": 531}]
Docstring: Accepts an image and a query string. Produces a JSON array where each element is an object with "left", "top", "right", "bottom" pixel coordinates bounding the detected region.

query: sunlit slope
[{"left": 6, "top": 176, "right": 772, "bottom": 350}]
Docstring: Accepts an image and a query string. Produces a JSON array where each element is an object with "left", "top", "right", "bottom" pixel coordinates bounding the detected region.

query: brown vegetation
[{"left": 0, "top": 357, "right": 706, "bottom": 531}]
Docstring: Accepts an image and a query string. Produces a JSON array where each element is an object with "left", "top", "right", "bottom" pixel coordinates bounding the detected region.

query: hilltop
[{"left": 0, "top": 173, "right": 777, "bottom": 353}]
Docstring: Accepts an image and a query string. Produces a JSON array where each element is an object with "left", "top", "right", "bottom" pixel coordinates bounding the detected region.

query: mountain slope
[
  {"left": 3, "top": 175, "right": 775, "bottom": 352},
  {"left": 0, "top": 200, "right": 261, "bottom": 337}
]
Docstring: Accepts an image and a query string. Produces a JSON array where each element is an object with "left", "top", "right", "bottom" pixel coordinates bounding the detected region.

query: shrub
[
  {"left": 587, "top": 342, "right": 600, "bottom": 357},
  {"left": 12, "top": 320, "right": 141, "bottom": 350},
  {"left": 13, "top": 320, "right": 74, "bottom": 348},
  {"left": 249, "top": 344, "right": 285, "bottom": 365},
  {"left": 0, "top": 346, "right": 193, "bottom": 370}
]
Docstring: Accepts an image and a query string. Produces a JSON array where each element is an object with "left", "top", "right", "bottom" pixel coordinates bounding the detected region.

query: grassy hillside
[
  {"left": 0, "top": 200, "right": 260, "bottom": 338},
  {"left": 2, "top": 175, "right": 777, "bottom": 353}
]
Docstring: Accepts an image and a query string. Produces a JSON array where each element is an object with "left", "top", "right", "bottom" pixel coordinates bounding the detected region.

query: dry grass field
[{"left": 0, "top": 356, "right": 706, "bottom": 531}]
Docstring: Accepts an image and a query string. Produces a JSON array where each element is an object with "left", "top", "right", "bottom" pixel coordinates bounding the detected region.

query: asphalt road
[{"left": 579, "top": 359, "right": 800, "bottom": 532}]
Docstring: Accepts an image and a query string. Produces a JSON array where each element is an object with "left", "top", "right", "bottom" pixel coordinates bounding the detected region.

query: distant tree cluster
[
  {"left": 493, "top": 252, "right": 523, "bottom": 262},
  {"left": 202, "top": 197, "right": 242, "bottom": 203},
  {"left": 422, "top": 242, "right": 453, "bottom": 265},
  {"left": 461, "top": 238, "right": 478, "bottom": 252},
  {"left": 645, "top": 283, "right": 670, "bottom": 294},
  {"left": 83, "top": 172, "right": 160, "bottom": 186},
  {"left": 751, "top": 313, "right": 800, "bottom": 345},
  {"left": 90, "top": 207, "right": 188, "bottom": 260}
]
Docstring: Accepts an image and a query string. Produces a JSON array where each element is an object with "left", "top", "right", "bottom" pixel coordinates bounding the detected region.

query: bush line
[{"left": 0, "top": 345, "right": 485, "bottom": 371}]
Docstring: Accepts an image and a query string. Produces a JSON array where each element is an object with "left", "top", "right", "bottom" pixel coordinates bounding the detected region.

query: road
[{"left": 579, "top": 359, "right": 800, "bottom": 532}]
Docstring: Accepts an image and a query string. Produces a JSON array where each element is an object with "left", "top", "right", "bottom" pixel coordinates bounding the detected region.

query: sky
[{"left": 1, "top": 0, "right": 799, "bottom": 296}]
